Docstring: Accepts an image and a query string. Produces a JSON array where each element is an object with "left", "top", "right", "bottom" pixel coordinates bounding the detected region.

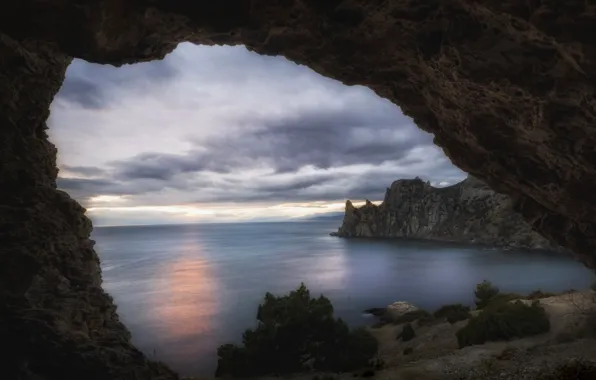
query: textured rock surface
[
  {"left": 386, "top": 302, "right": 420, "bottom": 320},
  {"left": 0, "top": 34, "right": 179, "bottom": 380},
  {"left": 1, "top": 0, "right": 596, "bottom": 379},
  {"left": 333, "top": 177, "right": 558, "bottom": 251}
]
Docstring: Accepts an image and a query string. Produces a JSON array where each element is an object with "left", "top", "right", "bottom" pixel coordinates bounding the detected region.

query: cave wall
[
  {"left": 0, "top": 33, "right": 179, "bottom": 379},
  {"left": 1, "top": 0, "right": 596, "bottom": 378}
]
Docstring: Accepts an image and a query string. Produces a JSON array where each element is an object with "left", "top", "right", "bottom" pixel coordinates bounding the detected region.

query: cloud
[
  {"left": 60, "top": 165, "right": 107, "bottom": 177},
  {"left": 106, "top": 106, "right": 427, "bottom": 181},
  {"left": 57, "top": 58, "right": 178, "bottom": 109},
  {"left": 49, "top": 43, "right": 466, "bottom": 223}
]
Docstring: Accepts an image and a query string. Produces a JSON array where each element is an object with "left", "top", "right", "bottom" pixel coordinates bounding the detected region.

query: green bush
[
  {"left": 527, "top": 289, "right": 556, "bottom": 300},
  {"left": 399, "top": 323, "right": 416, "bottom": 342},
  {"left": 474, "top": 280, "right": 500, "bottom": 309},
  {"left": 433, "top": 304, "right": 471, "bottom": 324},
  {"left": 485, "top": 292, "right": 524, "bottom": 308},
  {"left": 215, "top": 284, "right": 378, "bottom": 377},
  {"left": 417, "top": 314, "right": 439, "bottom": 327},
  {"left": 456, "top": 300, "right": 550, "bottom": 348},
  {"left": 393, "top": 309, "right": 431, "bottom": 325}
]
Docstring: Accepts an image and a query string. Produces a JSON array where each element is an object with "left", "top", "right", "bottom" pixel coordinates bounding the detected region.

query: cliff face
[{"left": 333, "top": 177, "right": 556, "bottom": 251}]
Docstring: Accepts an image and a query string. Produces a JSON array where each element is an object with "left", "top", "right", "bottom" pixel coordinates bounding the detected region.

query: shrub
[
  {"left": 399, "top": 323, "right": 416, "bottom": 342},
  {"left": 527, "top": 289, "right": 556, "bottom": 300},
  {"left": 371, "top": 321, "right": 387, "bottom": 329},
  {"left": 456, "top": 300, "right": 550, "bottom": 348},
  {"left": 433, "top": 304, "right": 471, "bottom": 324},
  {"left": 403, "top": 347, "right": 413, "bottom": 355},
  {"left": 393, "top": 309, "right": 431, "bottom": 325},
  {"left": 474, "top": 280, "right": 499, "bottom": 309},
  {"left": 215, "top": 284, "right": 378, "bottom": 377},
  {"left": 485, "top": 292, "right": 524, "bottom": 308},
  {"left": 417, "top": 314, "right": 439, "bottom": 327}
]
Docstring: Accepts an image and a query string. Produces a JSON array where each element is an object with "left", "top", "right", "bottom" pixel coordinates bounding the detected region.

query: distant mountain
[
  {"left": 331, "top": 176, "right": 561, "bottom": 251},
  {"left": 297, "top": 212, "right": 345, "bottom": 221}
]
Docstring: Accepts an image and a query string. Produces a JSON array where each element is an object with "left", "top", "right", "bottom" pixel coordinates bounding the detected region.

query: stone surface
[
  {"left": 0, "top": 34, "right": 179, "bottom": 380},
  {"left": 1, "top": 0, "right": 596, "bottom": 379},
  {"left": 333, "top": 176, "right": 558, "bottom": 251},
  {"left": 386, "top": 302, "right": 420, "bottom": 321}
]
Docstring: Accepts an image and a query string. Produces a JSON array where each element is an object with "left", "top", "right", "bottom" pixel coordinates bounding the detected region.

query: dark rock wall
[
  {"left": 0, "top": 0, "right": 595, "bottom": 378},
  {"left": 0, "top": 33, "right": 178, "bottom": 380},
  {"left": 333, "top": 177, "right": 557, "bottom": 251}
]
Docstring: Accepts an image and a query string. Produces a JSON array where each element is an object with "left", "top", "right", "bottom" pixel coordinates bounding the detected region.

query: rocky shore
[{"left": 331, "top": 176, "right": 560, "bottom": 251}]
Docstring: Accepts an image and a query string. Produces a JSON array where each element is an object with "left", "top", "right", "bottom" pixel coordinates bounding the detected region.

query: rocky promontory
[{"left": 331, "top": 176, "right": 558, "bottom": 251}]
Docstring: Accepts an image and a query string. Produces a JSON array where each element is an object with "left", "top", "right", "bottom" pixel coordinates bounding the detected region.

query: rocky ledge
[{"left": 331, "top": 176, "right": 559, "bottom": 251}]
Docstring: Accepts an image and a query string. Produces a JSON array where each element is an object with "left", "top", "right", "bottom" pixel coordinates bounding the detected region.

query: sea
[{"left": 93, "top": 219, "right": 595, "bottom": 377}]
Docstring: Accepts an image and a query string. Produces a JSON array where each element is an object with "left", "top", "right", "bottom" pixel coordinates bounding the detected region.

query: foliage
[
  {"left": 417, "top": 314, "right": 439, "bottom": 327},
  {"left": 484, "top": 292, "right": 524, "bottom": 308},
  {"left": 399, "top": 323, "right": 416, "bottom": 342},
  {"left": 456, "top": 300, "right": 550, "bottom": 348},
  {"left": 393, "top": 309, "right": 431, "bottom": 325},
  {"left": 403, "top": 347, "right": 413, "bottom": 355},
  {"left": 433, "top": 304, "right": 471, "bottom": 324},
  {"left": 215, "top": 283, "right": 378, "bottom": 378},
  {"left": 527, "top": 289, "right": 556, "bottom": 300},
  {"left": 474, "top": 280, "right": 500, "bottom": 309}
]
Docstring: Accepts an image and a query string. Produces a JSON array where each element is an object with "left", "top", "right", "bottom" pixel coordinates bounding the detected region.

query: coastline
[
  {"left": 329, "top": 232, "right": 565, "bottom": 254},
  {"left": 183, "top": 289, "right": 596, "bottom": 380},
  {"left": 331, "top": 177, "right": 560, "bottom": 252}
]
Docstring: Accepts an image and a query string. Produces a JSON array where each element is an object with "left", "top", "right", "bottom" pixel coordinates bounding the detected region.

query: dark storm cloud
[
  {"left": 57, "top": 102, "right": 462, "bottom": 206},
  {"left": 57, "top": 177, "right": 168, "bottom": 205},
  {"left": 60, "top": 165, "right": 106, "bottom": 177},
  {"left": 252, "top": 173, "right": 343, "bottom": 193},
  {"left": 58, "top": 78, "right": 106, "bottom": 109},
  {"left": 108, "top": 103, "right": 432, "bottom": 182},
  {"left": 55, "top": 58, "right": 178, "bottom": 109},
  {"left": 58, "top": 151, "right": 463, "bottom": 207}
]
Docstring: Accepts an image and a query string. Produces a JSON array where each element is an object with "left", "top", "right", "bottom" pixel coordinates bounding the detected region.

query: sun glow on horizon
[{"left": 86, "top": 199, "right": 382, "bottom": 226}]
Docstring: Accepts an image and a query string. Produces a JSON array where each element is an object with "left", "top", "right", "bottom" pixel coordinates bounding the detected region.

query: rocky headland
[{"left": 331, "top": 176, "right": 559, "bottom": 251}]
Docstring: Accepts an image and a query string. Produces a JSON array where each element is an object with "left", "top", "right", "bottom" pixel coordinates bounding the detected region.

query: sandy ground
[{"left": 187, "top": 291, "right": 596, "bottom": 380}]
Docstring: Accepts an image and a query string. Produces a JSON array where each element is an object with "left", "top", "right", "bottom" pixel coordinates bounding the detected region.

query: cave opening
[
  {"left": 49, "top": 42, "right": 470, "bottom": 375},
  {"left": 2, "top": 1, "right": 596, "bottom": 379}
]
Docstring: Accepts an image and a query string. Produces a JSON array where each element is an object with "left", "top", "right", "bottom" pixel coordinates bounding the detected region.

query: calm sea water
[{"left": 93, "top": 220, "right": 594, "bottom": 376}]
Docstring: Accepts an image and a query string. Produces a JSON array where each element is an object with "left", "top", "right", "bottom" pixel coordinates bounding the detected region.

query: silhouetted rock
[{"left": 333, "top": 176, "right": 559, "bottom": 251}]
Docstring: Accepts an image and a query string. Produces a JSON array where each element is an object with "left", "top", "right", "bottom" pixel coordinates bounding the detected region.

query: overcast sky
[{"left": 49, "top": 42, "right": 466, "bottom": 226}]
